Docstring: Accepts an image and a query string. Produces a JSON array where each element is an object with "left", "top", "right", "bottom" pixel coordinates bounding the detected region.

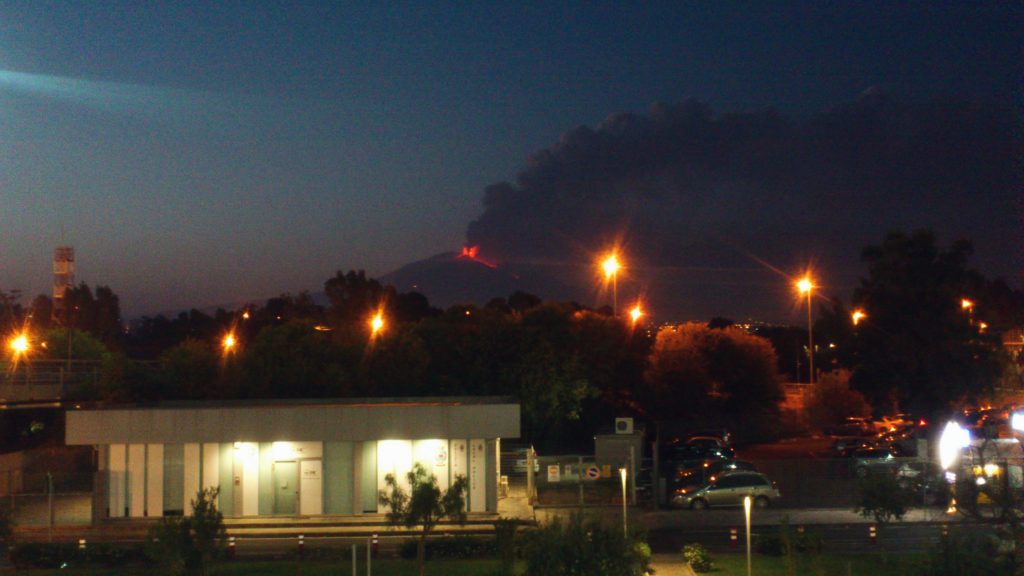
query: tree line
[{"left": 2, "top": 229, "right": 1021, "bottom": 449}]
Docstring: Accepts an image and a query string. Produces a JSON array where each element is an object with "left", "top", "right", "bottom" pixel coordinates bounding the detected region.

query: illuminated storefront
[{"left": 65, "top": 398, "right": 519, "bottom": 519}]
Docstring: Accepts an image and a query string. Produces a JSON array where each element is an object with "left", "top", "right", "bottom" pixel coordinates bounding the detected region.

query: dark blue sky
[{"left": 1, "top": 2, "right": 1020, "bottom": 319}]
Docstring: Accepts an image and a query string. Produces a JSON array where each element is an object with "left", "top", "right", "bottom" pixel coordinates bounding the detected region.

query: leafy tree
[
  {"left": 146, "top": 487, "right": 225, "bottom": 576},
  {"left": 849, "top": 230, "right": 1004, "bottom": 416},
  {"left": 324, "top": 270, "right": 391, "bottom": 324},
  {"left": 241, "top": 321, "right": 358, "bottom": 398},
  {"left": 157, "top": 339, "right": 218, "bottom": 399},
  {"left": 378, "top": 463, "right": 467, "bottom": 576},
  {"left": 643, "top": 323, "right": 783, "bottom": 437},
  {"left": 61, "top": 283, "right": 123, "bottom": 345},
  {"left": 803, "top": 369, "right": 872, "bottom": 431},
  {"left": 856, "top": 472, "right": 912, "bottom": 525}
]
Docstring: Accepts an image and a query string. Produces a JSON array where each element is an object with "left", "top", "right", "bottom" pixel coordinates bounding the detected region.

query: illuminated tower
[{"left": 53, "top": 246, "right": 75, "bottom": 318}]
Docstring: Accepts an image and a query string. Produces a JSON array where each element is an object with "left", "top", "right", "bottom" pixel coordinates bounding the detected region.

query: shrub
[
  {"left": 919, "top": 532, "right": 1015, "bottom": 576},
  {"left": 494, "top": 517, "right": 519, "bottom": 575},
  {"left": 146, "top": 487, "right": 225, "bottom": 576},
  {"left": 756, "top": 533, "right": 786, "bottom": 556},
  {"left": 683, "top": 542, "right": 713, "bottom": 573},
  {"left": 523, "top": 513, "right": 649, "bottom": 576},
  {"left": 398, "top": 535, "right": 495, "bottom": 560}
]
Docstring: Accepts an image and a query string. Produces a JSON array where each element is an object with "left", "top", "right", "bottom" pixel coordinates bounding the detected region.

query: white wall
[
  {"left": 127, "top": 444, "right": 146, "bottom": 517},
  {"left": 183, "top": 443, "right": 200, "bottom": 514},
  {"left": 202, "top": 443, "right": 220, "bottom": 508},
  {"left": 377, "top": 440, "right": 412, "bottom": 512},
  {"left": 108, "top": 444, "right": 126, "bottom": 518},
  {"left": 468, "top": 439, "right": 486, "bottom": 512},
  {"left": 146, "top": 444, "right": 164, "bottom": 517}
]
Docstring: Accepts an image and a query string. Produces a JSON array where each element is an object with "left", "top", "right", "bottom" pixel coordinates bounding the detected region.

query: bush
[
  {"left": 146, "top": 487, "right": 225, "bottom": 576},
  {"left": 683, "top": 542, "right": 713, "bottom": 573},
  {"left": 919, "top": 532, "right": 1015, "bottom": 576},
  {"left": 522, "top": 513, "right": 650, "bottom": 576},
  {"left": 398, "top": 535, "right": 496, "bottom": 560},
  {"left": 494, "top": 517, "right": 519, "bottom": 575},
  {"left": 756, "top": 533, "right": 787, "bottom": 556},
  {"left": 9, "top": 542, "right": 144, "bottom": 569}
]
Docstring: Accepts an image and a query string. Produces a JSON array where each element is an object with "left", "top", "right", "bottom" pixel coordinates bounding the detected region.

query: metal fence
[{"left": 0, "top": 470, "right": 94, "bottom": 527}]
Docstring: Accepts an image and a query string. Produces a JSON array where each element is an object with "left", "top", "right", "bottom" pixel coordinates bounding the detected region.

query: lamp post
[
  {"left": 369, "top": 311, "right": 385, "bottom": 339},
  {"left": 222, "top": 333, "right": 237, "bottom": 355},
  {"left": 938, "top": 420, "right": 971, "bottom": 514},
  {"left": 852, "top": 309, "right": 866, "bottom": 326},
  {"left": 602, "top": 254, "right": 621, "bottom": 316},
  {"left": 629, "top": 304, "right": 643, "bottom": 330},
  {"left": 743, "top": 495, "right": 752, "bottom": 576},
  {"left": 9, "top": 333, "right": 30, "bottom": 384},
  {"left": 797, "top": 277, "right": 814, "bottom": 385},
  {"left": 619, "top": 467, "right": 627, "bottom": 537}
]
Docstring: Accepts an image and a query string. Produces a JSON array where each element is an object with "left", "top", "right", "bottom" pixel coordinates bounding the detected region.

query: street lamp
[
  {"left": 369, "top": 311, "right": 385, "bottom": 339},
  {"left": 796, "top": 277, "right": 815, "bottom": 385},
  {"left": 743, "top": 495, "right": 752, "bottom": 576},
  {"left": 851, "top": 309, "right": 866, "bottom": 326},
  {"left": 619, "top": 467, "right": 628, "bottom": 537},
  {"left": 602, "top": 253, "right": 622, "bottom": 316},
  {"left": 629, "top": 304, "right": 643, "bottom": 329},
  {"left": 938, "top": 420, "right": 971, "bottom": 514},
  {"left": 221, "top": 333, "right": 237, "bottom": 354},
  {"left": 9, "top": 334, "right": 29, "bottom": 356}
]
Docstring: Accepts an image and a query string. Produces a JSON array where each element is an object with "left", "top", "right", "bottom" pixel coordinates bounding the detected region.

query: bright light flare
[
  {"left": 629, "top": 304, "right": 644, "bottom": 325},
  {"left": 602, "top": 254, "right": 621, "bottom": 279},
  {"left": 9, "top": 334, "right": 29, "bottom": 355},
  {"left": 222, "top": 333, "right": 237, "bottom": 353},
  {"left": 796, "top": 277, "right": 813, "bottom": 294},
  {"left": 938, "top": 421, "right": 971, "bottom": 471},
  {"left": 961, "top": 298, "right": 974, "bottom": 310},
  {"left": 851, "top": 309, "right": 866, "bottom": 326},
  {"left": 1011, "top": 412, "right": 1024, "bottom": 432},
  {"left": 369, "top": 311, "right": 385, "bottom": 337}
]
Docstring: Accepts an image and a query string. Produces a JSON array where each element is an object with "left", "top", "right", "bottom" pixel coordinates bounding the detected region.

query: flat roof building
[{"left": 65, "top": 397, "right": 519, "bottom": 520}]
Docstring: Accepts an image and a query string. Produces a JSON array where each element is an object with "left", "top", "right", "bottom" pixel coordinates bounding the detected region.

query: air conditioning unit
[{"left": 615, "top": 417, "right": 634, "bottom": 435}]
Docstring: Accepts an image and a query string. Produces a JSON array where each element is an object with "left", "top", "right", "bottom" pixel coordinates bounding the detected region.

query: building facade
[{"left": 65, "top": 398, "right": 519, "bottom": 519}]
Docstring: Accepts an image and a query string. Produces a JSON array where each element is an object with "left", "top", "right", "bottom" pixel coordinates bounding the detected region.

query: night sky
[{"left": 1, "top": 2, "right": 1020, "bottom": 322}]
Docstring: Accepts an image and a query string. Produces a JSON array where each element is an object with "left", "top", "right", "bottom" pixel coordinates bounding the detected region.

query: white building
[{"left": 65, "top": 397, "right": 519, "bottom": 519}]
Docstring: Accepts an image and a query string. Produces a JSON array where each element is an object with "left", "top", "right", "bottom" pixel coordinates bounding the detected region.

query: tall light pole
[
  {"left": 797, "top": 277, "right": 814, "bottom": 385},
  {"left": 602, "top": 253, "right": 621, "bottom": 316},
  {"left": 743, "top": 495, "right": 752, "bottom": 576},
  {"left": 619, "top": 467, "right": 627, "bottom": 537}
]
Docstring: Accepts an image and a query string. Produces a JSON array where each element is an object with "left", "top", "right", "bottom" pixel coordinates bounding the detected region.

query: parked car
[
  {"left": 662, "top": 441, "right": 733, "bottom": 468},
  {"left": 670, "top": 459, "right": 757, "bottom": 492},
  {"left": 851, "top": 447, "right": 897, "bottom": 477},
  {"left": 671, "top": 471, "right": 780, "bottom": 510},
  {"left": 825, "top": 417, "right": 873, "bottom": 437},
  {"left": 683, "top": 436, "right": 736, "bottom": 459},
  {"left": 831, "top": 436, "right": 874, "bottom": 457}
]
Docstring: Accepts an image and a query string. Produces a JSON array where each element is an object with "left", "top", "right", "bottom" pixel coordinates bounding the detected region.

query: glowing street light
[
  {"left": 938, "top": 421, "right": 970, "bottom": 472},
  {"left": 9, "top": 334, "right": 29, "bottom": 356},
  {"left": 619, "top": 467, "right": 628, "bottom": 537},
  {"left": 796, "top": 276, "right": 815, "bottom": 385},
  {"left": 601, "top": 253, "right": 622, "bottom": 316},
  {"left": 851, "top": 309, "right": 866, "bottom": 326},
  {"left": 745, "top": 494, "right": 753, "bottom": 573},
  {"left": 629, "top": 304, "right": 644, "bottom": 328},
  {"left": 961, "top": 298, "right": 974, "bottom": 311},
  {"left": 369, "top": 311, "right": 385, "bottom": 338},
  {"left": 221, "top": 333, "right": 237, "bottom": 354}
]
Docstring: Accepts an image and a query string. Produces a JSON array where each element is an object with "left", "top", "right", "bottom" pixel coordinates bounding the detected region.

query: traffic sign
[{"left": 584, "top": 464, "right": 601, "bottom": 480}]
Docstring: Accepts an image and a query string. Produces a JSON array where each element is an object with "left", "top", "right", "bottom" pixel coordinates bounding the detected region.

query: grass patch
[
  {"left": 706, "top": 552, "right": 925, "bottom": 576},
  {"left": 17, "top": 558, "right": 514, "bottom": 576}
]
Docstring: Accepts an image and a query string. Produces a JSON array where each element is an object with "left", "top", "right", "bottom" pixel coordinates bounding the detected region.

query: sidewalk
[{"left": 648, "top": 553, "right": 697, "bottom": 576}]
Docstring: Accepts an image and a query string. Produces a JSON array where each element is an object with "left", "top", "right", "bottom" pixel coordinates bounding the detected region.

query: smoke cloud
[{"left": 465, "top": 94, "right": 1022, "bottom": 320}]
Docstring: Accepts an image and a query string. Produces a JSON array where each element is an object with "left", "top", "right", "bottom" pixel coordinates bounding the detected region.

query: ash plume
[{"left": 464, "top": 94, "right": 1022, "bottom": 319}]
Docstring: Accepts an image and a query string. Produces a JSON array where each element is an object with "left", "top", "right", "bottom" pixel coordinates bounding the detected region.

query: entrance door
[{"left": 273, "top": 461, "right": 299, "bottom": 515}]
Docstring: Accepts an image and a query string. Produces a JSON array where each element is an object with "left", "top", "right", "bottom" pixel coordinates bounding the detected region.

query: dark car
[
  {"left": 670, "top": 459, "right": 757, "bottom": 492},
  {"left": 851, "top": 447, "right": 897, "bottom": 477}
]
